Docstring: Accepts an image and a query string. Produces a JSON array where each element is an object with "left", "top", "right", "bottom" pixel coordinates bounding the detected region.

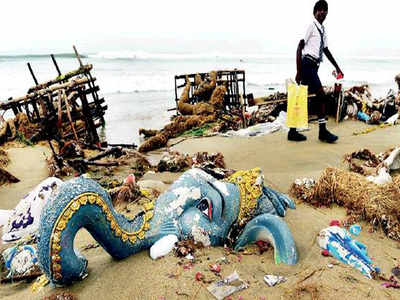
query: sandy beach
[{"left": 1, "top": 119, "right": 400, "bottom": 299}]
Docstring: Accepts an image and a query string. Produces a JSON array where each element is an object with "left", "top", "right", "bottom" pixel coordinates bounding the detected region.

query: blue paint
[{"left": 38, "top": 168, "right": 298, "bottom": 285}]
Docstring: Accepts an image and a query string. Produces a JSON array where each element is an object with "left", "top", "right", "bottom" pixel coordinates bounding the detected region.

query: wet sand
[{"left": 1, "top": 119, "right": 400, "bottom": 299}]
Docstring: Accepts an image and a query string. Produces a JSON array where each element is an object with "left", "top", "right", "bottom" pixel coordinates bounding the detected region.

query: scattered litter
[
  {"left": 317, "top": 226, "right": 380, "bottom": 278},
  {"left": 207, "top": 271, "right": 248, "bottom": 300},
  {"left": 195, "top": 272, "right": 204, "bottom": 281},
  {"left": 321, "top": 250, "right": 331, "bottom": 257},
  {"left": 81, "top": 243, "right": 100, "bottom": 251},
  {"left": 329, "top": 220, "right": 341, "bottom": 227},
  {"left": 1, "top": 244, "right": 42, "bottom": 283},
  {"left": 349, "top": 224, "right": 362, "bottom": 236},
  {"left": 382, "top": 276, "right": 400, "bottom": 289},
  {"left": 42, "top": 292, "right": 77, "bottom": 300},
  {"left": 185, "top": 254, "right": 194, "bottom": 260},
  {"left": 327, "top": 264, "right": 334, "bottom": 269},
  {"left": 263, "top": 274, "right": 287, "bottom": 287},
  {"left": 31, "top": 274, "right": 49, "bottom": 292},
  {"left": 174, "top": 240, "right": 200, "bottom": 258},
  {"left": 209, "top": 263, "right": 221, "bottom": 274},
  {"left": 392, "top": 266, "right": 400, "bottom": 280},
  {"left": 221, "top": 111, "right": 288, "bottom": 137},
  {"left": 255, "top": 240, "right": 271, "bottom": 254},
  {"left": 291, "top": 167, "right": 400, "bottom": 240}
]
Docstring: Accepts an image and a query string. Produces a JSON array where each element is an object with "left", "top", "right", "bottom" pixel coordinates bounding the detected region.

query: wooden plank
[{"left": 0, "top": 77, "right": 94, "bottom": 108}]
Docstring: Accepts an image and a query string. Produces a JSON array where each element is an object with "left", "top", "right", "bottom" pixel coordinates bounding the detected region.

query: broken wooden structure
[
  {"left": 174, "top": 69, "right": 247, "bottom": 112},
  {"left": 0, "top": 46, "right": 107, "bottom": 145}
]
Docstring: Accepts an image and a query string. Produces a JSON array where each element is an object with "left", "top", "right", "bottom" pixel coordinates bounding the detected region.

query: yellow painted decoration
[
  {"left": 138, "top": 231, "right": 145, "bottom": 240},
  {"left": 144, "top": 202, "right": 154, "bottom": 211},
  {"left": 49, "top": 193, "right": 155, "bottom": 281},
  {"left": 227, "top": 168, "right": 263, "bottom": 225},
  {"left": 31, "top": 274, "right": 49, "bottom": 292}
]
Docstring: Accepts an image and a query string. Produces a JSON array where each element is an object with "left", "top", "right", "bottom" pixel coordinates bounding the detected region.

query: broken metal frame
[
  {"left": 174, "top": 69, "right": 247, "bottom": 112},
  {"left": 0, "top": 46, "right": 107, "bottom": 145}
]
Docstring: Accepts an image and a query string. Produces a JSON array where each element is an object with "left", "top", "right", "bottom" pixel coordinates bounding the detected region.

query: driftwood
[
  {"left": 0, "top": 168, "right": 20, "bottom": 185},
  {"left": 67, "top": 147, "right": 123, "bottom": 174},
  {"left": 28, "top": 64, "right": 93, "bottom": 93},
  {"left": 0, "top": 77, "right": 94, "bottom": 109}
]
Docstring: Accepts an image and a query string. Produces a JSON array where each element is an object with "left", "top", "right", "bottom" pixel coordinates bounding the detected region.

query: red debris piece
[
  {"left": 209, "top": 263, "right": 221, "bottom": 273},
  {"left": 256, "top": 240, "right": 270, "bottom": 254},
  {"left": 237, "top": 255, "right": 243, "bottom": 263},
  {"left": 329, "top": 220, "right": 341, "bottom": 227},
  {"left": 382, "top": 276, "right": 400, "bottom": 289},
  {"left": 321, "top": 249, "right": 331, "bottom": 257},
  {"left": 195, "top": 272, "right": 204, "bottom": 281},
  {"left": 183, "top": 262, "right": 193, "bottom": 270}
]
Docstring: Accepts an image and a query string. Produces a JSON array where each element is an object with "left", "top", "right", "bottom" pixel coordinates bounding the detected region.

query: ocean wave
[
  {"left": 87, "top": 51, "right": 292, "bottom": 61},
  {"left": 0, "top": 53, "right": 86, "bottom": 60}
]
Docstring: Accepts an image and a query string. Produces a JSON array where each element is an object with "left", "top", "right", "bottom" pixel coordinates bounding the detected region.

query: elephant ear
[{"left": 233, "top": 214, "right": 298, "bottom": 265}]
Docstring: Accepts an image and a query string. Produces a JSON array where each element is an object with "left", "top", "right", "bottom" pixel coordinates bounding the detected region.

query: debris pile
[
  {"left": 291, "top": 167, "right": 400, "bottom": 240},
  {"left": 326, "top": 84, "right": 399, "bottom": 123},
  {"left": 156, "top": 150, "right": 229, "bottom": 175},
  {"left": 139, "top": 70, "right": 249, "bottom": 153},
  {"left": 0, "top": 149, "right": 19, "bottom": 186},
  {"left": 138, "top": 115, "right": 215, "bottom": 152}
]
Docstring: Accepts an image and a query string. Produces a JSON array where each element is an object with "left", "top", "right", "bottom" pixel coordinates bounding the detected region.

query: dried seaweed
[{"left": 291, "top": 167, "right": 400, "bottom": 240}]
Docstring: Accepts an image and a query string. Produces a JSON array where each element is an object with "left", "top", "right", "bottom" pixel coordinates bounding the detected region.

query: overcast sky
[{"left": 1, "top": 0, "right": 399, "bottom": 56}]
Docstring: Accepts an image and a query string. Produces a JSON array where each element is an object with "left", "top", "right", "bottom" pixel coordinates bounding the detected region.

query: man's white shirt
[{"left": 302, "top": 18, "right": 328, "bottom": 62}]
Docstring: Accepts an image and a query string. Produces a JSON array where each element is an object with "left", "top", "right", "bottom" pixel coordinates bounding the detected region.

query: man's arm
[
  {"left": 323, "top": 47, "right": 343, "bottom": 76},
  {"left": 295, "top": 39, "right": 305, "bottom": 84}
]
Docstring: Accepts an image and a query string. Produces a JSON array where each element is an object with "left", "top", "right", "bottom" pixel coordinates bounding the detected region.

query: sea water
[{"left": 0, "top": 51, "right": 399, "bottom": 144}]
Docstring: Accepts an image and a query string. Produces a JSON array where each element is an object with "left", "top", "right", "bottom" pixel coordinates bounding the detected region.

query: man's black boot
[
  {"left": 318, "top": 121, "right": 338, "bottom": 143},
  {"left": 288, "top": 128, "right": 307, "bottom": 141}
]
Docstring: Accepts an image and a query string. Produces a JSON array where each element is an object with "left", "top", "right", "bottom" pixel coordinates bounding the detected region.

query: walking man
[{"left": 288, "top": 0, "right": 343, "bottom": 143}]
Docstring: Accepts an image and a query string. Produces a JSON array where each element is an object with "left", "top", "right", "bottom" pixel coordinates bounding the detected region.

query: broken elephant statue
[{"left": 37, "top": 168, "right": 298, "bottom": 285}]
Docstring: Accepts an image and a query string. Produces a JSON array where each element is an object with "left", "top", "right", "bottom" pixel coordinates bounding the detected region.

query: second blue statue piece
[{"left": 37, "top": 168, "right": 298, "bottom": 285}]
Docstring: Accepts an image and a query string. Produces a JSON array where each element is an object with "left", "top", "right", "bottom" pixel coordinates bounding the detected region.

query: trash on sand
[
  {"left": 221, "top": 111, "right": 288, "bottom": 137},
  {"left": 317, "top": 226, "right": 380, "bottom": 279},
  {"left": 329, "top": 220, "right": 341, "bottom": 227},
  {"left": 42, "top": 292, "right": 77, "bottom": 300},
  {"left": 1, "top": 244, "right": 42, "bottom": 282},
  {"left": 209, "top": 263, "right": 221, "bottom": 274},
  {"left": 207, "top": 271, "right": 248, "bottom": 300},
  {"left": 195, "top": 272, "right": 204, "bottom": 281},
  {"left": 291, "top": 167, "right": 400, "bottom": 240},
  {"left": 349, "top": 224, "right": 362, "bottom": 236},
  {"left": 327, "top": 264, "right": 334, "bottom": 269},
  {"left": 392, "top": 266, "right": 400, "bottom": 280},
  {"left": 321, "top": 250, "right": 331, "bottom": 257},
  {"left": 174, "top": 240, "right": 200, "bottom": 258},
  {"left": 382, "top": 276, "right": 400, "bottom": 289},
  {"left": 31, "top": 274, "right": 49, "bottom": 292},
  {"left": 263, "top": 274, "right": 287, "bottom": 287},
  {"left": 150, "top": 234, "right": 178, "bottom": 259}
]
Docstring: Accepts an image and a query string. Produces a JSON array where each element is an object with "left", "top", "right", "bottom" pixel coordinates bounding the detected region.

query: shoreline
[{"left": 1, "top": 119, "right": 400, "bottom": 299}]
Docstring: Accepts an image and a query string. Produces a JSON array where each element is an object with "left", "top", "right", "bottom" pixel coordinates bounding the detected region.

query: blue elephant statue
[{"left": 37, "top": 168, "right": 297, "bottom": 285}]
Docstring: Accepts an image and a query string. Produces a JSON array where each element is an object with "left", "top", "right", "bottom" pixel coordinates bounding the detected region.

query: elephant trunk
[{"left": 38, "top": 177, "right": 155, "bottom": 285}]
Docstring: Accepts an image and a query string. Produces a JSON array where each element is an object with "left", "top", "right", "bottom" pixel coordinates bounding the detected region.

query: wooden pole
[
  {"left": 51, "top": 54, "right": 62, "bottom": 76},
  {"left": 73, "top": 45, "right": 84, "bottom": 68},
  {"left": 0, "top": 77, "right": 94, "bottom": 108},
  {"left": 27, "top": 63, "right": 39, "bottom": 85}
]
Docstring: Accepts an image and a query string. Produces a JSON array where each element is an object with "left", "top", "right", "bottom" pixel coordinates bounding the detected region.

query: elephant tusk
[{"left": 150, "top": 234, "right": 178, "bottom": 260}]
